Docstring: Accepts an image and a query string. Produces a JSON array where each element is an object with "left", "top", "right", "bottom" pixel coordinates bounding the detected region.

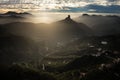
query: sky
[{"left": 0, "top": 0, "right": 120, "bottom": 13}]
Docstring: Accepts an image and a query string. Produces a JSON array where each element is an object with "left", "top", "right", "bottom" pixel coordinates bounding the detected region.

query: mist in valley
[{"left": 0, "top": 11, "right": 120, "bottom": 80}]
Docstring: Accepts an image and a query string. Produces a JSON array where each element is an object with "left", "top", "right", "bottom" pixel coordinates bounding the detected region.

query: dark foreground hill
[{"left": 0, "top": 34, "right": 44, "bottom": 65}]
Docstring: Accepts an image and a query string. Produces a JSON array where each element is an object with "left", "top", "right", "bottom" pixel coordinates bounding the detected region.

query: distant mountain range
[
  {"left": 0, "top": 11, "right": 33, "bottom": 18},
  {"left": 0, "top": 11, "right": 34, "bottom": 24}
]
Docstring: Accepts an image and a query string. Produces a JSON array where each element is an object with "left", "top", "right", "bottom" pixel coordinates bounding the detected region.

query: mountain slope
[
  {"left": 54, "top": 15, "right": 93, "bottom": 37},
  {"left": 75, "top": 14, "right": 120, "bottom": 35}
]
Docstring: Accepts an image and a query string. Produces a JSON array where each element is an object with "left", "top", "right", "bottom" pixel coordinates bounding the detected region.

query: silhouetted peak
[
  {"left": 65, "top": 15, "right": 71, "bottom": 20},
  {"left": 55, "top": 15, "right": 78, "bottom": 24},
  {"left": 60, "top": 15, "right": 77, "bottom": 24}
]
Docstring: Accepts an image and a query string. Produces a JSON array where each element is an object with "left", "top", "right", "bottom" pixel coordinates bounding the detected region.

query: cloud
[
  {"left": 92, "top": 0, "right": 120, "bottom": 6},
  {"left": 0, "top": 0, "right": 120, "bottom": 13},
  {"left": 49, "top": 5, "right": 120, "bottom": 13},
  {"left": 0, "top": 0, "right": 120, "bottom": 6}
]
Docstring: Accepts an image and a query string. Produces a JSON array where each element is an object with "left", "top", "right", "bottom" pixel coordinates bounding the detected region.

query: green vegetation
[{"left": 0, "top": 64, "right": 56, "bottom": 80}]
